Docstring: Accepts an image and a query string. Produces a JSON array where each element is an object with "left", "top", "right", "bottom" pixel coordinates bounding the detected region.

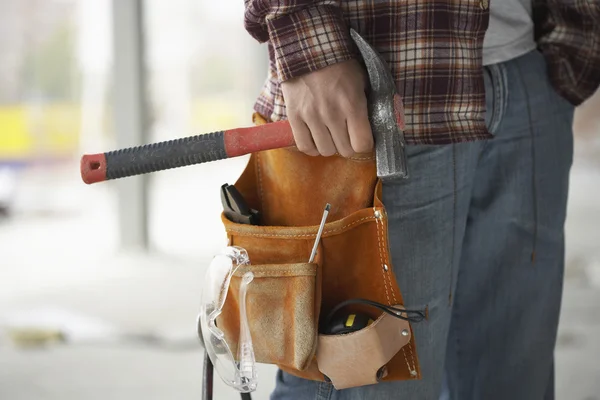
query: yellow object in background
[
  {"left": 7, "top": 328, "right": 66, "bottom": 349},
  {"left": 0, "top": 104, "right": 80, "bottom": 161},
  {"left": 0, "top": 107, "right": 32, "bottom": 159},
  {"left": 38, "top": 103, "right": 81, "bottom": 155},
  {"left": 0, "top": 97, "right": 250, "bottom": 162}
]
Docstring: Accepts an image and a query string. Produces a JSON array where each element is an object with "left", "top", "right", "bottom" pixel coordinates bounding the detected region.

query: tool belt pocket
[
  {"left": 216, "top": 113, "right": 421, "bottom": 389},
  {"left": 219, "top": 258, "right": 321, "bottom": 372}
]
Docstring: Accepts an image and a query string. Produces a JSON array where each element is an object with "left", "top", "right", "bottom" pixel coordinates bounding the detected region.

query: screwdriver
[{"left": 309, "top": 203, "right": 331, "bottom": 263}]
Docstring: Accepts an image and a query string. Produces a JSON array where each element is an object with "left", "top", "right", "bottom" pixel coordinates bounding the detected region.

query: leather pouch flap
[{"left": 316, "top": 305, "right": 412, "bottom": 389}]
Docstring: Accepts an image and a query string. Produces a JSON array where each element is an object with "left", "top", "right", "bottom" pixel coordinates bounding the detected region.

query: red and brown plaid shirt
[{"left": 244, "top": 0, "right": 600, "bottom": 145}]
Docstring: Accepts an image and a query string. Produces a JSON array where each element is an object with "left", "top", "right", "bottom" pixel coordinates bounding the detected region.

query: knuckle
[
  {"left": 287, "top": 113, "right": 302, "bottom": 126},
  {"left": 342, "top": 96, "right": 366, "bottom": 113},
  {"left": 319, "top": 104, "right": 341, "bottom": 120},
  {"left": 339, "top": 99, "right": 354, "bottom": 113},
  {"left": 302, "top": 104, "right": 319, "bottom": 118}
]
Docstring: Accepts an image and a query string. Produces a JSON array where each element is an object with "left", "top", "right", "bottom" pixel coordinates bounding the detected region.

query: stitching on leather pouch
[
  {"left": 347, "top": 154, "right": 375, "bottom": 161},
  {"left": 388, "top": 275, "right": 398, "bottom": 303},
  {"left": 374, "top": 207, "right": 391, "bottom": 305},
  {"left": 381, "top": 215, "right": 398, "bottom": 305},
  {"left": 401, "top": 347, "right": 413, "bottom": 376},
  {"left": 234, "top": 263, "right": 316, "bottom": 277},
  {"left": 406, "top": 340, "right": 417, "bottom": 376},
  {"left": 235, "top": 269, "right": 316, "bottom": 277},
  {"left": 256, "top": 152, "right": 264, "bottom": 213},
  {"left": 226, "top": 216, "right": 376, "bottom": 238},
  {"left": 377, "top": 210, "right": 415, "bottom": 375}
]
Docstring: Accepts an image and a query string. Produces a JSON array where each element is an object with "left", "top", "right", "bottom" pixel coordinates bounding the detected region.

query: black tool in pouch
[{"left": 202, "top": 184, "right": 255, "bottom": 400}]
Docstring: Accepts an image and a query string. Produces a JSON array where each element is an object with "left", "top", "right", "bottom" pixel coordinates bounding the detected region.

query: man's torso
[
  {"left": 249, "top": 0, "right": 600, "bottom": 144},
  {"left": 483, "top": 0, "right": 536, "bottom": 66}
]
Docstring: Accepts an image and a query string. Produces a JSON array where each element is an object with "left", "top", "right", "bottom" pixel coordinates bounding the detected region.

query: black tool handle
[
  {"left": 81, "top": 131, "right": 228, "bottom": 184},
  {"left": 107, "top": 132, "right": 227, "bottom": 179},
  {"left": 203, "top": 353, "right": 214, "bottom": 400}
]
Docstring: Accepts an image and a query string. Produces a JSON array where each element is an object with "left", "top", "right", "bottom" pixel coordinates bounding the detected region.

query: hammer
[{"left": 80, "top": 29, "right": 408, "bottom": 185}]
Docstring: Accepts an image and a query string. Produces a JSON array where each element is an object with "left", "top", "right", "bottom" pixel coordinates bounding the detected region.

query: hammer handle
[{"left": 80, "top": 121, "right": 294, "bottom": 184}]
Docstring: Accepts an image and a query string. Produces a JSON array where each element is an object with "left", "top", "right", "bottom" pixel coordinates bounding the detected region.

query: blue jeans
[{"left": 270, "top": 49, "right": 575, "bottom": 400}]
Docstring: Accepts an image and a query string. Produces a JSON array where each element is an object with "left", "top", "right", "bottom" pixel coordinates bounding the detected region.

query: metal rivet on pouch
[
  {"left": 383, "top": 264, "right": 389, "bottom": 271},
  {"left": 401, "top": 329, "right": 409, "bottom": 337},
  {"left": 374, "top": 210, "right": 381, "bottom": 219}
]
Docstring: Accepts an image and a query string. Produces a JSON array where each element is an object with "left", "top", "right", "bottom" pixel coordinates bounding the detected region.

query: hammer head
[{"left": 350, "top": 29, "right": 409, "bottom": 180}]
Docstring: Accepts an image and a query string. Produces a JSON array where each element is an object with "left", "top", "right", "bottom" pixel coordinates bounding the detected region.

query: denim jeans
[{"left": 270, "top": 49, "right": 575, "bottom": 400}]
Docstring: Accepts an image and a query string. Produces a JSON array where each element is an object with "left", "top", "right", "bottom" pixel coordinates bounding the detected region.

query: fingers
[
  {"left": 288, "top": 117, "right": 319, "bottom": 156},
  {"left": 290, "top": 113, "right": 370, "bottom": 158},
  {"left": 280, "top": 60, "right": 374, "bottom": 158},
  {"left": 346, "top": 100, "right": 374, "bottom": 154},
  {"left": 307, "top": 121, "right": 337, "bottom": 157},
  {"left": 327, "top": 119, "right": 355, "bottom": 158},
  {"left": 288, "top": 111, "right": 338, "bottom": 157},
  {"left": 289, "top": 103, "right": 372, "bottom": 158}
]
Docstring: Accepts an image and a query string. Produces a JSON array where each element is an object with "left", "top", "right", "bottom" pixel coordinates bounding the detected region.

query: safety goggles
[{"left": 197, "top": 246, "right": 257, "bottom": 393}]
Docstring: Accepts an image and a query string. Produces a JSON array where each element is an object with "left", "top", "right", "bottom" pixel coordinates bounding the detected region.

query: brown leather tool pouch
[{"left": 217, "top": 114, "right": 421, "bottom": 390}]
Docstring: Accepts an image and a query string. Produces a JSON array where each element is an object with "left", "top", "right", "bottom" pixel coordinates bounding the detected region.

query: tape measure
[{"left": 323, "top": 312, "right": 374, "bottom": 335}]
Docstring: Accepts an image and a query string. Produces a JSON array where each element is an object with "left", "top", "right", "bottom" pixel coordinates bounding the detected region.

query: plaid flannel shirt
[{"left": 244, "top": 0, "right": 600, "bottom": 145}]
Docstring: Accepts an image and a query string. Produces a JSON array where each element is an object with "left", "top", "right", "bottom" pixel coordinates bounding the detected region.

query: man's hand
[{"left": 281, "top": 60, "right": 373, "bottom": 158}]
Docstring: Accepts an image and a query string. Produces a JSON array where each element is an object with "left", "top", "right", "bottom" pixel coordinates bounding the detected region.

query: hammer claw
[{"left": 350, "top": 29, "right": 409, "bottom": 180}]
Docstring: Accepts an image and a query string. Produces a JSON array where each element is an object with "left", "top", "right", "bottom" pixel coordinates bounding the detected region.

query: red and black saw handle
[{"left": 80, "top": 121, "right": 294, "bottom": 184}]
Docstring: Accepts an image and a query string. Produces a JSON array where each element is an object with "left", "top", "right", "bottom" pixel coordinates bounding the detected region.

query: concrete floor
[{"left": 1, "top": 142, "right": 600, "bottom": 400}]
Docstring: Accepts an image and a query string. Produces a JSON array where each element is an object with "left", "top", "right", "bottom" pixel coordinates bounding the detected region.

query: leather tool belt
[{"left": 217, "top": 113, "right": 422, "bottom": 390}]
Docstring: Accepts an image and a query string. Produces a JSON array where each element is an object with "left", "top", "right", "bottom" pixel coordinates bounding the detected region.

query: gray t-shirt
[{"left": 483, "top": 0, "right": 536, "bottom": 65}]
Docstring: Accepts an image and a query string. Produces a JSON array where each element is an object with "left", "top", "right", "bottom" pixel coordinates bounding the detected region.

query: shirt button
[{"left": 480, "top": 0, "right": 489, "bottom": 9}]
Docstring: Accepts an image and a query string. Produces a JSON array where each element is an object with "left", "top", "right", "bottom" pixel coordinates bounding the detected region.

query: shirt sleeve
[
  {"left": 533, "top": 0, "right": 600, "bottom": 105},
  {"left": 244, "top": 1, "right": 356, "bottom": 82}
]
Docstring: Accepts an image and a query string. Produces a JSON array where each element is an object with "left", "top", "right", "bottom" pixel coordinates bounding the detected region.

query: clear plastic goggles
[{"left": 197, "top": 246, "right": 257, "bottom": 393}]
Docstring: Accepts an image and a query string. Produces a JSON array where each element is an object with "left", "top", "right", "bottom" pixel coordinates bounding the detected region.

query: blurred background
[{"left": 0, "top": 1, "right": 598, "bottom": 399}]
